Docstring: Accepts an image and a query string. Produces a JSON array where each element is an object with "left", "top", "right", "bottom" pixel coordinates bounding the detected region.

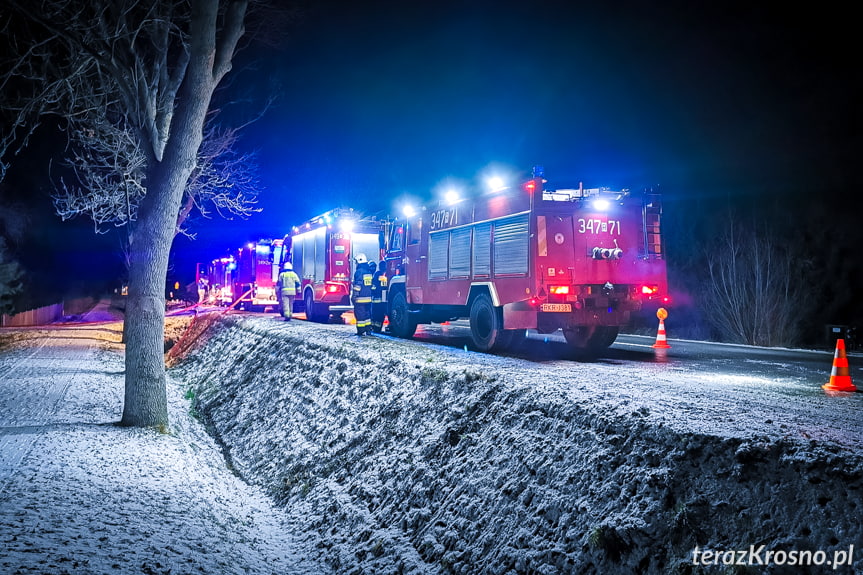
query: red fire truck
[
  {"left": 231, "top": 238, "right": 283, "bottom": 311},
  {"left": 381, "top": 168, "right": 670, "bottom": 352},
  {"left": 280, "top": 208, "right": 388, "bottom": 323},
  {"left": 197, "top": 255, "right": 236, "bottom": 306}
]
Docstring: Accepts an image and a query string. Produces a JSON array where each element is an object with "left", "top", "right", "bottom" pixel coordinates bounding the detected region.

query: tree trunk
[
  {"left": 120, "top": 178, "right": 177, "bottom": 427},
  {"left": 120, "top": 0, "right": 239, "bottom": 427},
  {"left": 120, "top": 116, "right": 210, "bottom": 428}
]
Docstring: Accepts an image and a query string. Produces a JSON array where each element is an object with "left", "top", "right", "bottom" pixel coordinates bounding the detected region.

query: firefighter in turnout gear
[
  {"left": 277, "top": 262, "right": 301, "bottom": 321},
  {"left": 371, "top": 260, "right": 388, "bottom": 333},
  {"left": 352, "top": 254, "right": 374, "bottom": 335}
]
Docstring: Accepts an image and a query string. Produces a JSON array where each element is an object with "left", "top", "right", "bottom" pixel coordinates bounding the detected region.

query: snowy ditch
[{"left": 169, "top": 313, "right": 863, "bottom": 574}]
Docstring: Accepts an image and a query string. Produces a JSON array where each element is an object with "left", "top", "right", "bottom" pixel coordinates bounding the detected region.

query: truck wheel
[
  {"left": 303, "top": 290, "right": 329, "bottom": 323},
  {"left": 589, "top": 326, "right": 619, "bottom": 349},
  {"left": 303, "top": 291, "right": 319, "bottom": 322},
  {"left": 469, "top": 293, "right": 506, "bottom": 352},
  {"left": 388, "top": 290, "right": 417, "bottom": 339},
  {"left": 303, "top": 291, "right": 313, "bottom": 320},
  {"left": 505, "top": 328, "right": 527, "bottom": 351},
  {"left": 563, "top": 326, "right": 591, "bottom": 349},
  {"left": 563, "top": 326, "right": 618, "bottom": 352}
]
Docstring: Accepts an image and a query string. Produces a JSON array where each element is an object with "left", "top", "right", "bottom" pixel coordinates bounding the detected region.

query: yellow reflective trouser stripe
[
  {"left": 356, "top": 319, "right": 371, "bottom": 327},
  {"left": 354, "top": 297, "right": 372, "bottom": 303}
]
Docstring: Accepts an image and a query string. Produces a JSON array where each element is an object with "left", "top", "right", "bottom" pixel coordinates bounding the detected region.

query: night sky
[
  {"left": 3, "top": 1, "right": 858, "bottom": 294},
  {"left": 193, "top": 2, "right": 855, "bottom": 249}
]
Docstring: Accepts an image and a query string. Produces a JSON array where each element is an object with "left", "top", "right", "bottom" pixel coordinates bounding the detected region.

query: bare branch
[
  {"left": 0, "top": 0, "right": 294, "bottom": 427},
  {"left": 178, "top": 122, "right": 263, "bottom": 234},
  {"left": 51, "top": 110, "right": 146, "bottom": 234}
]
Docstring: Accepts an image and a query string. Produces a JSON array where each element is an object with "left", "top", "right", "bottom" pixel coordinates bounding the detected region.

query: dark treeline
[{"left": 663, "top": 186, "right": 862, "bottom": 349}]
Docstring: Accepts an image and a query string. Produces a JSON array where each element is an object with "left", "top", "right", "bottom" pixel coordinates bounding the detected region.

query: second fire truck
[
  {"left": 380, "top": 168, "right": 670, "bottom": 352},
  {"left": 279, "top": 208, "right": 388, "bottom": 323},
  {"left": 231, "top": 238, "right": 284, "bottom": 311}
]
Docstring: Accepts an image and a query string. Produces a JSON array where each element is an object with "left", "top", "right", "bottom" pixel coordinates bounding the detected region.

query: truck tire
[
  {"left": 505, "top": 328, "right": 527, "bottom": 351},
  {"left": 304, "top": 290, "right": 329, "bottom": 323},
  {"left": 589, "top": 326, "right": 619, "bottom": 349},
  {"left": 388, "top": 290, "right": 417, "bottom": 339},
  {"left": 563, "top": 326, "right": 618, "bottom": 352},
  {"left": 469, "top": 293, "right": 506, "bottom": 352},
  {"left": 563, "top": 326, "right": 591, "bottom": 349}
]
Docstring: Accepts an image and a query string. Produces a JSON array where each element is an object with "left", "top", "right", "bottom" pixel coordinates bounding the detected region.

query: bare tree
[
  {"left": 0, "top": 0, "right": 263, "bottom": 427},
  {"left": 175, "top": 123, "right": 262, "bottom": 237},
  {"left": 700, "top": 212, "right": 803, "bottom": 346},
  {"left": 53, "top": 116, "right": 262, "bottom": 237}
]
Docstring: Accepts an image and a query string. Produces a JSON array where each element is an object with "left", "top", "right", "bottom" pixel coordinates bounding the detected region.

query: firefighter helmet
[
  {"left": 355, "top": 253, "right": 368, "bottom": 264},
  {"left": 283, "top": 262, "right": 293, "bottom": 270}
]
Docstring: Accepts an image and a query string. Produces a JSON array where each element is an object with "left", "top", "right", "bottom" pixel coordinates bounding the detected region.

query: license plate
[{"left": 540, "top": 303, "right": 572, "bottom": 312}]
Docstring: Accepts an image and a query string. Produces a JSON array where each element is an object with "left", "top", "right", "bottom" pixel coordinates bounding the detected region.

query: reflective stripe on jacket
[{"left": 278, "top": 271, "right": 301, "bottom": 296}]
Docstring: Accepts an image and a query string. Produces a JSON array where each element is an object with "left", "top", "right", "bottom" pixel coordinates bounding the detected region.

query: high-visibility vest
[{"left": 278, "top": 271, "right": 300, "bottom": 296}]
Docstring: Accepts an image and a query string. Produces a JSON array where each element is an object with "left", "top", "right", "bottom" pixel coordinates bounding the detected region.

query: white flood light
[
  {"left": 592, "top": 198, "right": 611, "bottom": 211},
  {"left": 486, "top": 176, "right": 506, "bottom": 191}
]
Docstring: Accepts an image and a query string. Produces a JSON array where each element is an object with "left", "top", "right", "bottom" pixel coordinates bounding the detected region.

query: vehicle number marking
[
  {"left": 540, "top": 303, "right": 572, "bottom": 312},
  {"left": 430, "top": 207, "right": 458, "bottom": 230},
  {"left": 577, "top": 218, "right": 621, "bottom": 235}
]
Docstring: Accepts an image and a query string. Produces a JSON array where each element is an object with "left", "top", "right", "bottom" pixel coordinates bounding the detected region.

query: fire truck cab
[
  {"left": 280, "top": 208, "right": 388, "bottom": 323},
  {"left": 381, "top": 168, "right": 669, "bottom": 353}
]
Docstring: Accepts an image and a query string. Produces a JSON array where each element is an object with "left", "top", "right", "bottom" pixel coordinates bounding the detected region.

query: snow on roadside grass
[
  {"left": 170, "top": 313, "right": 863, "bottom": 575},
  {"left": 0, "top": 321, "right": 324, "bottom": 575}
]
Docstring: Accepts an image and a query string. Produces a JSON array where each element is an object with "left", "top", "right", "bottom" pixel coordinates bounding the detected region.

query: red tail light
[{"left": 549, "top": 286, "right": 570, "bottom": 295}]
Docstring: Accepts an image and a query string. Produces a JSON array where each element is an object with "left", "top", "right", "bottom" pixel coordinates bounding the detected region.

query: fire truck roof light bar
[
  {"left": 290, "top": 207, "right": 388, "bottom": 236},
  {"left": 541, "top": 186, "right": 626, "bottom": 204}
]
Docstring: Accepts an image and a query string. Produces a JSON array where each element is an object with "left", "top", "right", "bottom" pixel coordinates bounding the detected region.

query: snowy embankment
[{"left": 170, "top": 313, "right": 863, "bottom": 575}]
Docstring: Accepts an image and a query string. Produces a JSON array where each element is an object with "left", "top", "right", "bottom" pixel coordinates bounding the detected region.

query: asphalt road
[
  {"left": 218, "top": 308, "right": 861, "bottom": 394},
  {"left": 409, "top": 319, "right": 859, "bottom": 390}
]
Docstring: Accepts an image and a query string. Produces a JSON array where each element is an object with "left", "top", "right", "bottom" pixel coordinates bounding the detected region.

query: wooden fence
[{"left": 1, "top": 303, "right": 64, "bottom": 327}]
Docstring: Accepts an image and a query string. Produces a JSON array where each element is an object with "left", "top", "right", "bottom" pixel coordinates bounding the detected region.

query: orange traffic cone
[
  {"left": 652, "top": 317, "right": 671, "bottom": 349},
  {"left": 823, "top": 339, "right": 857, "bottom": 392}
]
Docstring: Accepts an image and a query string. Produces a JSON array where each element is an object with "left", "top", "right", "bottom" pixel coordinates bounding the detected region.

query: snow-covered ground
[
  {"left": 0, "top": 302, "right": 324, "bottom": 575},
  {"left": 2, "top": 301, "right": 862, "bottom": 574},
  {"left": 170, "top": 313, "right": 863, "bottom": 575}
]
